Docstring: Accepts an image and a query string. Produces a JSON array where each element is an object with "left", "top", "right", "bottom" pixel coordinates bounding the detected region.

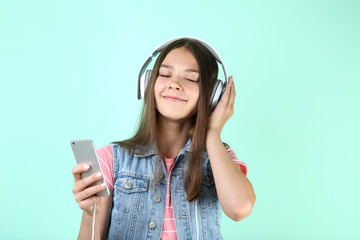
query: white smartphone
[{"left": 70, "top": 139, "right": 110, "bottom": 197}]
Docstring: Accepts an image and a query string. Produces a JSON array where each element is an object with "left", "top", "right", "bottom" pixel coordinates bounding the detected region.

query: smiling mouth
[{"left": 163, "top": 96, "right": 186, "bottom": 102}]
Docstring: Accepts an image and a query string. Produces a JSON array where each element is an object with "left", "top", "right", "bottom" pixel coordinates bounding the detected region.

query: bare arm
[
  {"left": 78, "top": 192, "right": 113, "bottom": 240},
  {"left": 206, "top": 130, "right": 255, "bottom": 221},
  {"left": 72, "top": 164, "right": 113, "bottom": 239},
  {"left": 207, "top": 76, "right": 256, "bottom": 221}
]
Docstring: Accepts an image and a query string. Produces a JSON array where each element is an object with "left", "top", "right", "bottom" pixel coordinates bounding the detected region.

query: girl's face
[{"left": 154, "top": 47, "right": 200, "bottom": 122}]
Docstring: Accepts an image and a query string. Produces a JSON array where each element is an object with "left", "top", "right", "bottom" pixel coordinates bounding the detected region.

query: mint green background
[{"left": 1, "top": 0, "right": 359, "bottom": 239}]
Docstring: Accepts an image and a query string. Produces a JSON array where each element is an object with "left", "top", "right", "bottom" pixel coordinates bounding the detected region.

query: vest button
[
  {"left": 157, "top": 172, "right": 164, "bottom": 179},
  {"left": 124, "top": 182, "right": 132, "bottom": 189},
  {"left": 148, "top": 221, "right": 157, "bottom": 229},
  {"left": 153, "top": 195, "right": 161, "bottom": 202}
]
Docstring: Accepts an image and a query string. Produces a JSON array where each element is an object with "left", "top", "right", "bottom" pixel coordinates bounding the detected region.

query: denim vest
[{"left": 108, "top": 139, "right": 223, "bottom": 240}]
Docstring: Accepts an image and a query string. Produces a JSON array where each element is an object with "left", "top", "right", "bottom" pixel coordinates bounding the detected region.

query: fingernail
[
  {"left": 101, "top": 183, "right": 106, "bottom": 187},
  {"left": 96, "top": 172, "right": 102, "bottom": 177},
  {"left": 84, "top": 165, "right": 90, "bottom": 169}
]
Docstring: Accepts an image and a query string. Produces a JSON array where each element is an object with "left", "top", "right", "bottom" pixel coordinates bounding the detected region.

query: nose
[{"left": 168, "top": 80, "right": 182, "bottom": 91}]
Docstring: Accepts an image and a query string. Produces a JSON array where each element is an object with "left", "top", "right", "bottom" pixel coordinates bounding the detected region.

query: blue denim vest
[{"left": 108, "top": 139, "right": 223, "bottom": 240}]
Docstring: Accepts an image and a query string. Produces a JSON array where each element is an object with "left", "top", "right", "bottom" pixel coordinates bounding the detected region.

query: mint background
[{"left": 1, "top": 0, "right": 359, "bottom": 239}]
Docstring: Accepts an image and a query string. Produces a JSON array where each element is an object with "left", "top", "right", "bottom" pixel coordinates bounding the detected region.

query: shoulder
[
  {"left": 96, "top": 144, "right": 114, "bottom": 159},
  {"left": 112, "top": 141, "right": 157, "bottom": 158},
  {"left": 97, "top": 143, "right": 139, "bottom": 159},
  {"left": 96, "top": 145, "right": 115, "bottom": 169}
]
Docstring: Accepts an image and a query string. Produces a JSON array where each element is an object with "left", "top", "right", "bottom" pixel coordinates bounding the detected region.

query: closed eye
[{"left": 186, "top": 78, "right": 198, "bottom": 82}]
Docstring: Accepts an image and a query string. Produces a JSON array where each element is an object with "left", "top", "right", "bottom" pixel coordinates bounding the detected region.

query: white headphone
[{"left": 137, "top": 36, "right": 229, "bottom": 112}]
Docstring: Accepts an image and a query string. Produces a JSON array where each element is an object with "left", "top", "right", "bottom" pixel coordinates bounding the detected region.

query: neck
[{"left": 157, "top": 116, "right": 192, "bottom": 158}]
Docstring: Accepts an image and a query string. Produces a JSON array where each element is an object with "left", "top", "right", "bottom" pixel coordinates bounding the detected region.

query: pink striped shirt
[
  {"left": 96, "top": 145, "right": 247, "bottom": 240},
  {"left": 162, "top": 156, "right": 177, "bottom": 239}
]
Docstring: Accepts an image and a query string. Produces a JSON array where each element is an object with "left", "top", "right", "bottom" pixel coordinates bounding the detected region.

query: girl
[{"left": 72, "top": 37, "right": 256, "bottom": 239}]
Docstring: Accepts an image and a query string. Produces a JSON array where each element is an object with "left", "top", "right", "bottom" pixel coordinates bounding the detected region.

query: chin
[
  {"left": 156, "top": 104, "right": 197, "bottom": 122},
  {"left": 162, "top": 114, "right": 187, "bottom": 121},
  {"left": 157, "top": 111, "right": 190, "bottom": 121}
]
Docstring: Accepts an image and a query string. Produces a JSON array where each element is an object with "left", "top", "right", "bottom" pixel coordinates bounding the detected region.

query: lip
[{"left": 162, "top": 95, "right": 186, "bottom": 102}]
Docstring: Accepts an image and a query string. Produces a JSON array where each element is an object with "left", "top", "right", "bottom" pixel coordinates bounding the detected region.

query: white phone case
[{"left": 70, "top": 139, "right": 110, "bottom": 197}]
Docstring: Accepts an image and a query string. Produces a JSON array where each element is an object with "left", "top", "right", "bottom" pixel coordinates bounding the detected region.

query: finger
[
  {"left": 220, "top": 76, "right": 232, "bottom": 105},
  {"left": 229, "top": 76, "right": 236, "bottom": 108},
  {"left": 74, "top": 180, "right": 107, "bottom": 202},
  {"left": 72, "top": 171, "right": 103, "bottom": 194},
  {"left": 78, "top": 195, "right": 100, "bottom": 212},
  {"left": 72, "top": 164, "right": 90, "bottom": 182},
  {"left": 224, "top": 76, "right": 234, "bottom": 106}
]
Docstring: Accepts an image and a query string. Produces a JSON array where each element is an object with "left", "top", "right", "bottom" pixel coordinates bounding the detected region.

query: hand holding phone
[{"left": 71, "top": 140, "right": 110, "bottom": 201}]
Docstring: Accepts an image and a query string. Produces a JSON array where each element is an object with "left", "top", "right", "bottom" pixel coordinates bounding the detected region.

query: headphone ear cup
[
  {"left": 140, "top": 70, "right": 152, "bottom": 99},
  {"left": 209, "top": 79, "right": 224, "bottom": 112}
]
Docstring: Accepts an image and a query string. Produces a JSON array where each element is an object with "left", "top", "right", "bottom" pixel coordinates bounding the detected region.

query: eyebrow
[{"left": 160, "top": 64, "right": 199, "bottom": 73}]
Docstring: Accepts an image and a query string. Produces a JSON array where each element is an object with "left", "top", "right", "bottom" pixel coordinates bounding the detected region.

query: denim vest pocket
[{"left": 114, "top": 175, "right": 149, "bottom": 216}]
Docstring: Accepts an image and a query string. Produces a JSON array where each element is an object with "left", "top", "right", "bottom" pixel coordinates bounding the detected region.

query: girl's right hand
[{"left": 72, "top": 164, "right": 107, "bottom": 214}]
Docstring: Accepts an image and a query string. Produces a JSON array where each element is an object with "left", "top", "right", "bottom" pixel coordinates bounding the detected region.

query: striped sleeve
[
  {"left": 96, "top": 145, "right": 115, "bottom": 191},
  {"left": 226, "top": 147, "right": 248, "bottom": 176}
]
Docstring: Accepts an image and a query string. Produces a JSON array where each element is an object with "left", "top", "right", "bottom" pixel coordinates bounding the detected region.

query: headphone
[{"left": 137, "top": 36, "right": 228, "bottom": 112}]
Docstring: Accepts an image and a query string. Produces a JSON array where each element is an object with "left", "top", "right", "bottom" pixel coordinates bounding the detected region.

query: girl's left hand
[{"left": 208, "top": 76, "right": 236, "bottom": 136}]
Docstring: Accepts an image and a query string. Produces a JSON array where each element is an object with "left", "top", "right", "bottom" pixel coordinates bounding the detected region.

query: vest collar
[{"left": 133, "top": 138, "right": 192, "bottom": 157}]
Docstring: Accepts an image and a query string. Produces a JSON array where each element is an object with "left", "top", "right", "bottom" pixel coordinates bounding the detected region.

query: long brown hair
[{"left": 113, "top": 38, "right": 218, "bottom": 201}]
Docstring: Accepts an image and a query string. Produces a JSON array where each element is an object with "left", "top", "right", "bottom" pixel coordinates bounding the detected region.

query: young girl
[{"left": 72, "top": 37, "right": 256, "bottom": 240}]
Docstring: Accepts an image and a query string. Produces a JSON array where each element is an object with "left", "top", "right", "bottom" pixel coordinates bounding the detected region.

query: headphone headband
[
  {"left": 155, "top": 37, "right": 223, "bottom": 63},
  {"left": 137, "top": 36, "right": 228, "bottom": 100}
]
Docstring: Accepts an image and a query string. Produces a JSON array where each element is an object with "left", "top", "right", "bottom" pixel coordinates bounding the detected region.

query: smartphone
[{"left": 70, "top": 139, "right": 110, "bottom": 197}]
